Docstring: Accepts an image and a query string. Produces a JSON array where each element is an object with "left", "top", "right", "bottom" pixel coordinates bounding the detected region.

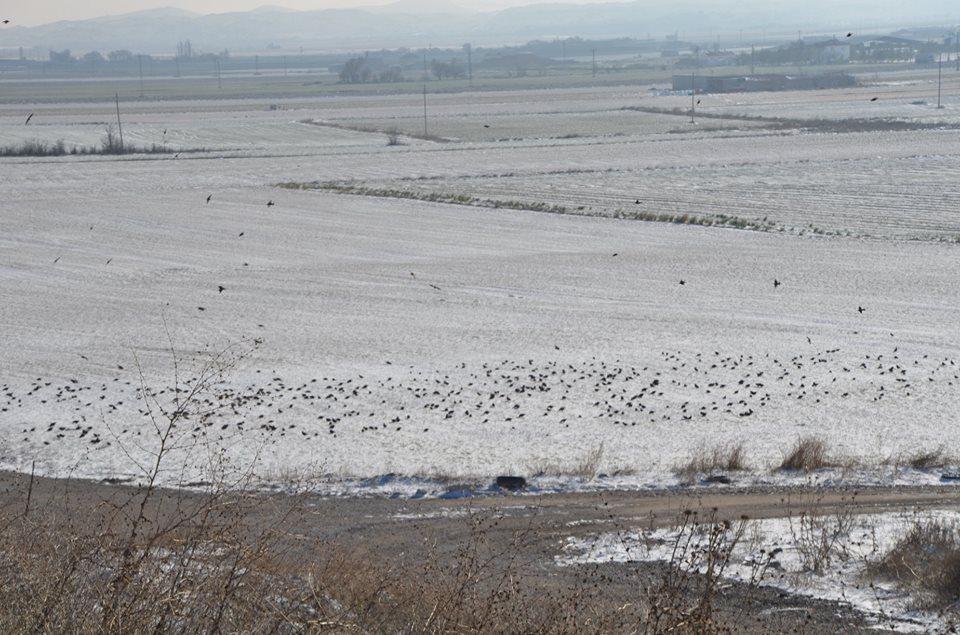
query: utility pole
[
  {"left": 137, "top": 55, "right": 144, "bottom": 98},
  {"left": 937, "top": 53, "right": 943, "bottom": 109},
  {"left": 690, "top": 46, "right": 698, "bottom": 124},
  {"left": 114, "top": 93, "right": 124, "bottom": 151},
  {"left": 464, "top": 43, "right": 472, "bottom": 85},
  {"left": 423, "top": 84, "right": 428, "bottom": 137}
]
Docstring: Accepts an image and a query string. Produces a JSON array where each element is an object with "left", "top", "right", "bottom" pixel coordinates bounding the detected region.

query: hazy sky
[{"left": 7, "top": 0, "right": 611, "bottom": 26}]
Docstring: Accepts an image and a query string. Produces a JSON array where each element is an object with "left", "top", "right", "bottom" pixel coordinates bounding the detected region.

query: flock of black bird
[{"left": 4, "top": 344, "right": 957, "bottom": 461}]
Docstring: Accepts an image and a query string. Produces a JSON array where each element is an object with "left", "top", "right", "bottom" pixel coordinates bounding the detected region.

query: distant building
[
  {"left": 671, "top": 72, "right": 856, "bottom": 93},
  {"left": 812, "top": 40, "right": 851, "bottom": 64}
]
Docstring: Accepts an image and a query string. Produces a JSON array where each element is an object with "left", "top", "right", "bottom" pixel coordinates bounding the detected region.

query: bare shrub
[
  {"left": 779, "top": 436, "right": 832, "bottom": 471},
  {"left": 385, "top": 127, "right": 403, "bottom": 146},
  {"left": 786, "top": 492, "right": 858, "bottom": 574},
  {"left": 869, "top": 517, "right": 960, "bottom": 611},
  {"left": 642, "top": 508, "right": 750, "bottom": 634}
]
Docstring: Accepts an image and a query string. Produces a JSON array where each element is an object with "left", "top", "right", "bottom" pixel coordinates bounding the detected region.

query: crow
[
  {"left": 774, "top": 279, "right": 781, "bottom": 288},
  {"left": 634, "top": 199, "right": 641, "bottom": 204},
  {"left": 198, "top": 307, "right": 206, "bottom": 311},
  {"left": 612, "top": 252, "right": 618, "bottom": 257},
  {"left": 846, "top": 32, "right": 853, "bottom": 37},
  {"left": 238, "top": 232, "right": 244, "bottom": 237},
  {"left": 266, "top": 200, "right": 275, "bottom": 207},
  {"left": 679, "top": 280, "right": 686, "bottom": 286},
  {"left": 218, "top": 285, "right": 225, "bottom": 294},
  {"left": 206, "top": 194, "right": 212, "bottom": 204},
  {"left": 2, "top": 19, "right": 10, "bottom": 24},
  {"left": 870, "top": 97, "right": 879, "bottom": 102},
  {"left": 858, "top": 306, "right": 865, "bottom": 314},
  {"left": 24, "top": 113, "right": 34, "bottom": 125},
  {"left": 483, "top": 124, "right": 490, "bottom": 128}
]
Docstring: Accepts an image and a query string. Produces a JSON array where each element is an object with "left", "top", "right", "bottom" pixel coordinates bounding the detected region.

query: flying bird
[
  {"left": 53, "top": 256, "right": 60, "bottom": 263},
  {"left": 238, "top": 232, "right": 244, "bottom": 237},
  {"left": 105, "top": 258, "right": 112, "bottom": 265},
  {"left": 266, "top": 200, "right": 275, "bottom": 207},
  {"left": 858, "top": 306, "right": 865, "bottom": 314},
  {"left": 870, "top": 97, "right": 879, "bottom": 102},
  {"left": 218, "top": 285, "right": 225, "bottom": 294},
  {"left": 612, "top": 252, "right": 618, "bottom": 257},
  {"left": 206, "top": 194, "right": 212, "bottom": 204},
  {"left": 197, "top": 306, "right": 206, "bottom": 311},
  {"left": 483, "top": 124, "right": 490, "bottom": 128},
  {"left": 846, "top": 32, "right": 853, "bottom": 37},
  {"left": 2, "top": 19, "right": 10, "bottom": 24},
  {"left": 24, "top": 113, "right": 34, "bottom": 125},
  {"left": 679, "top": 279, "right": 686, "bottom": 286},
  {"left": 774, "top": 278, "right": 781, "bottom": 288}
]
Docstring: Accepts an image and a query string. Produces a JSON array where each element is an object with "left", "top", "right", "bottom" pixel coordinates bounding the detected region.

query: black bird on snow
[
  {"left": 218, "top": 285, "right": 225, "bottom": 294},
  {"left": 206, "top": 194, "right": 213, "bottom": 204},
  {"left": 612, "top": 252, "right": 618, "bottom": 257},
  {"left": 774, "top": 279, "right": 781, "bottom": 288},
  {"left": 266, "top": 200, "right": 275, "bottom": 207},
  {"left": 2, "top": 19, "right": 10, "bottom": 24},
  {"left": 53, "top": 256, "right": 60, "bottom": 263},
  {"left": 238, "top": 232, "right": 244, "bottom": 237},
  {"left": 634, "top": 199, "right": 641, "bottom": 204},
  {"left": 483, "top": 124, "right": 490, "bottom": 128},
  {"left": 24, "top": 113, "right": 34, "bottom": 125},
  {"left": 870, "top": 97, "right": 879, "bottom": 102},
  {"left": 858, "top": 306, "right": 865, "bottom": 314},
  {"left": 679, "top": 279, "right": 686, "bottom": 286},
  {"left": 198, "top": 306, "right": 206, "bottom": 311}
]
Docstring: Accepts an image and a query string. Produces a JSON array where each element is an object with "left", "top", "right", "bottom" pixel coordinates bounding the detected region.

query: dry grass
[
  {"left": 869, "top": 517, "right": 960, "bottom": 611},
  {"left": 778, "top": 436, "right": 833, "bottom": 472},
  {"left": 905, "top": 446, "right": 952, "bottom": 470},
  {"left": 675, "top": 442, "right": 748, "bottom": 482},
  {"left": 528, "top": 442, "right": 605, "bottom": 479}
]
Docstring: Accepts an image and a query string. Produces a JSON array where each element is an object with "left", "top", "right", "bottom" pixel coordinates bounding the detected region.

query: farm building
[{"left": 671, "top": 72, "right": 856, "bottom": 93}]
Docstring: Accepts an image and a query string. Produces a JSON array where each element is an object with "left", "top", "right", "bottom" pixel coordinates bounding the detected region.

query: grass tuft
[{"left": 778, "top": 437, "right": 832, "bottom": 472}]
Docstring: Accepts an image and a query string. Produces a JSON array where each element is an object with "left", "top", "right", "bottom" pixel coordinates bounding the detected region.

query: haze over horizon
[{"left": 5, "top": 0, "right": 959, "bottom": 28}]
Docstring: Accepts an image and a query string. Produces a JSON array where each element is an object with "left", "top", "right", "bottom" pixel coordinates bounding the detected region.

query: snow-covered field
[{"left": 1, "top": 82, "right": 959, "bottom": 494}]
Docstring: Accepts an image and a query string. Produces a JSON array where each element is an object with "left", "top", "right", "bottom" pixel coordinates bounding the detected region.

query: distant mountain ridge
[{"left": 1, "top": 1, "right": 957, "bottom": 56}]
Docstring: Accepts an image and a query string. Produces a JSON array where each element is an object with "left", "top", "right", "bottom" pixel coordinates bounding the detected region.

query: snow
[
  {"left": 557, "top": 509, "right": 960, "bottom": 632},
  {"left": 0, "top": 83, "right": 959, "bottom": 496}
]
